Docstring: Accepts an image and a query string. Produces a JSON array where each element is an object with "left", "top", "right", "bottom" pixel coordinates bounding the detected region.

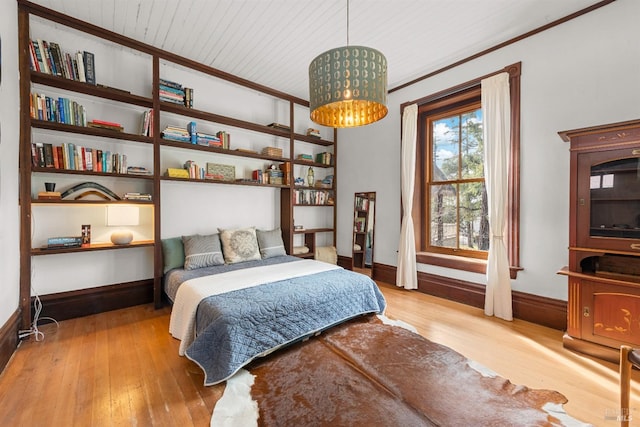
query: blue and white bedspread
[{"left": 169, "top": 258, "right": 386, "bottom": 386}]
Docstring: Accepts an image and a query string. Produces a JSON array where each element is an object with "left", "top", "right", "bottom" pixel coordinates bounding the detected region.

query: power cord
[
  {"left": 19, "top": 213, "right": 60, "bottom": 341},
  {"left": 18, "top": 291, "right": 59, "bottom": 341}
]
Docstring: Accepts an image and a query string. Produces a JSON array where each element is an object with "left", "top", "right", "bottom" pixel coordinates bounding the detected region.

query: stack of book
[
  {"left": 196, "top": 132, "right": 222, "bottom": 147},
  {"left": 30, "top": 92, "right": 87, "bottom": 126},
  {"left": 267, "top": 168, "right": 284, "bottom": 185},
  {"left": 28, "top": 38, "right": 96, "bottom": 85},
  {"left": 159, "top": 78, "right": 192, "bottom": 108},
  {"left": 88, "top": 119, "right": 123, "bottom": 132},
  {"left": 267, "top": 123, "right": 291, "bottom": 132},
  {"left": 126, "top": 166, "right": 152, "bottom": 176},
  {"left": 306, "top": 128, "right": 321, "bottom": 138},
  {"left": 296, "top": 153, "right": 313, "bottom": 162},
  {"left": 47, "top": 236, "right": 82, "bottom": 249},
  {"left": 124, "top": 192, "right": 152, "bottom": 201},
  {"left": 161, "top": 125, "right": 190, "bottom": 142}
]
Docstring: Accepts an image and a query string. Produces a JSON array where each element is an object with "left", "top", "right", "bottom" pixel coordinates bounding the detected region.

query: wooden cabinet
[
  {"left": 559, "top": 119, "right": 640, "bottom": 362},
  {"left": 18, "top": 0, "right": 336, "bottom": 328}
]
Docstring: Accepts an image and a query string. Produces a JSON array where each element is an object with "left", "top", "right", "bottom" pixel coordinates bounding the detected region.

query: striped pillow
[{"left": 182, "top": 234, "right": 225, "bottom": 270}]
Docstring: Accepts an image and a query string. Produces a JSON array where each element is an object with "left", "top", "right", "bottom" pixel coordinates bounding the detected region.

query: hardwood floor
[{"left": 0, "top": 281, "right": 633, "bottom": 426}]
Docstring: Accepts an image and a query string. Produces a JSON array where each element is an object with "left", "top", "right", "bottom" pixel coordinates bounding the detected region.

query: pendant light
[{"left": 308, "top": 0, "right": 388, "bottom": 128}]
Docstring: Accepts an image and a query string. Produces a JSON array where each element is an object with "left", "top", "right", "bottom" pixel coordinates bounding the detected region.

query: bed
[{"left": 163, "top": 228, "right": 386, "bottom": 386}]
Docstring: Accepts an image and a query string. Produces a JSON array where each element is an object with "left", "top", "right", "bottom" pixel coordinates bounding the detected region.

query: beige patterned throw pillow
[{"left": 218, "top": 227, "right": 262, "bottom": 264}]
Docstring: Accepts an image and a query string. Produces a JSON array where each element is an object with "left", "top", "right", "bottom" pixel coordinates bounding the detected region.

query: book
[
  {"left": 28, "top": 40, "right": 39, "bottom": 72},
  {"left": 83, "top": 51, "right": 96, "bottom": 85},
  {"left": 187, "top": 121, "right": 197, "bottom": 144},
  {"left": 35, "top": 39, "right": 50, "bottom": 74},
  {"left": 48, "top": 42, "right": 64, "bottom": 78},
  {"left": 43, "top": 143, "right": 54, "bottom": 167},
  {"left": 167, "top": 168, "right": 189, "bottom": 178},
  {"left": 37, "top": 191, "right": 61, "bottom": 200},
  {"left": 76, "top": 51, "right": 86, "bottom": 82},
  {"left": 267, "top": 123, "right": 291, "bottom": 131},
  {"left": 81, "top": 225, "right": 91, "bottom": 247},
  {"left": 88, "top": 120, "right": 123, "bottom": 132},
  {"left": 48, "top": 236, "right": 82, "bottom": 246},
  {"left": 159, "top": 78, "right": 183, "bottom": 90}
]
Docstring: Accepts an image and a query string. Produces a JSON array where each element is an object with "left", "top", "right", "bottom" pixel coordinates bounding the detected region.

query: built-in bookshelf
[{"left": 18, "top": 0, "right": 336, "bottom": 328}]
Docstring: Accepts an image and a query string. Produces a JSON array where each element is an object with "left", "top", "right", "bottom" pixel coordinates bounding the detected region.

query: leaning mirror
[{"left": 352, "top": 192, "right": 376, "bottom": 277}]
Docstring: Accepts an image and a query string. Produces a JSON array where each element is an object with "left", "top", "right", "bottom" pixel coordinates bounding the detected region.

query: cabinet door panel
[{"left": 581, "top": 280, "right": 640, "bottom": 347}]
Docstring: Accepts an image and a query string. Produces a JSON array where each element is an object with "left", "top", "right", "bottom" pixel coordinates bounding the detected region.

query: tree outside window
[{"left": 427, "top": 103, "right": 489, "bottom": 259}]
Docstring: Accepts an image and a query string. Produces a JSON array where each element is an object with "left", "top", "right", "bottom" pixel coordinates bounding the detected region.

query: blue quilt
[{"left": 184, "top": 266, "right": 386, "bottom": 385}]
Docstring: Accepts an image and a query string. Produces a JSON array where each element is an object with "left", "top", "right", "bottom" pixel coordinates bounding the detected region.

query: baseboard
[
  {"left": 372, "top": 262, "right": 567, "bottom": 331},
  {"left": 0, "top": 309, "right": 20, "bottom": 375},
  {"left": 31, "top": 279, "right": 154, "bottom": 323}
]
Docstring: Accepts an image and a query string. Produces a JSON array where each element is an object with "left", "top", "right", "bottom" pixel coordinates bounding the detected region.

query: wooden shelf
[
  {"left": 32, "top": 239, "right": 155, "bottom": 256},
  {"left": 159, "top": 139, "right": 289, "bottom": 163},
  {"left": 31, "top": 71, "right": 154, "bottom": 108},
  {"left": 31, "top": 198, "right": 153, "bottom": 205},
  {"left": 31, "top": 119, "right": 155, "bottom": 144},
  {"left": 293, "top": 228, "right": 333, "bottom": 234},
  {"left": 293, "top": 160, "right": 334, "bottom": 168},
  {"left": 32, "top": 166, "right": 154, "bottom": 180},
  {"left": 160, "top": 176, "right": 289, "bottom": 188}
]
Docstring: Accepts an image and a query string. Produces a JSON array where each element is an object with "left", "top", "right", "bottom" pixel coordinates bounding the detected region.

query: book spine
[
  {"left": 53, "top": 146, "right": 60, "bottom": 169},
  {"left": 49, "top": 42, "right": 64, "bottom": 77},
  {"left": 158, "top": 78, "right": 183, "bottom": 90},
  {"left": 83, "top": 51, "right": 96, "bottom": 85},
  {"left": 35, "top": 39, "right": 49, "bottom": 74},
  {"left": 42, "top": 40, "right": 56, "bottom": 76},
  {"left": 43, "top": 143, "right": 54, "bottom": 168},
  {"left": 76, "top": 51, "right": 86, "bottom": 82},
  {"left": 28, "top": 40, "right": 39, "bottom": 72}
]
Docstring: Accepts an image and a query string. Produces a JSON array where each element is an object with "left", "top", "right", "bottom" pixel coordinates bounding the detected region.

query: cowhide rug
[{"left": 211, "top": 315, "right": 590, "bottom": 427}]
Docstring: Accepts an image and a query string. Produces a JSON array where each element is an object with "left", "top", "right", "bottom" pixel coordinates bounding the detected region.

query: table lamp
[{"left": 106, "top": 205, "right": 139, "bottom": 245}]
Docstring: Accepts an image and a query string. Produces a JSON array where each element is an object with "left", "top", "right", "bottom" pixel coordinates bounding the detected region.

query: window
[
  {"left": 408, "top": 63, "right": 521, "bottom": 277},
  {"left": 427, "top": 102, "right": 488, "bottom": 259}
]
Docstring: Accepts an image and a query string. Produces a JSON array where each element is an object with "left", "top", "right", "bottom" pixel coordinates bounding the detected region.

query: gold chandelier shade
[{"left": 309, "top": 46, "right": 388, "bottom": 128}]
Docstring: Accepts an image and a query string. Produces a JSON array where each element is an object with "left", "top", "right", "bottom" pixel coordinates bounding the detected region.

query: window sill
[{"left": 416, "top": 252, "right": 522, "bottom": 279}]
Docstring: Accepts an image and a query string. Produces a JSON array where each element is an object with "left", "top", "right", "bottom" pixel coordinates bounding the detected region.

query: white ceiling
[{"left": 29, "top": 0, "right": 606, "bottom": 100}]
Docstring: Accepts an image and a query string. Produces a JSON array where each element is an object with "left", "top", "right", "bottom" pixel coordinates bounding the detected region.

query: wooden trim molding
[
  {"left": 0, "top": 310, "right": 20, "bottom": 375},
  {"left": 390, "top": 0, "right": 615, "bottom": 94},
  {"left": 31, "top": 279, "right": 154, "bottom": 323},
  {"left": 372, "top": 262, "right": 566, "bottom": 331}
]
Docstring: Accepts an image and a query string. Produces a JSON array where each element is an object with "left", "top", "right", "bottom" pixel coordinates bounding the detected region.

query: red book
[{"left": 91, "top": 119, "right": 122, "bottom": 127}]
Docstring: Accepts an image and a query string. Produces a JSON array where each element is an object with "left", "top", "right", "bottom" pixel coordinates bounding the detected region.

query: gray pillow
[
  {"left": 256, "top": 228, "right": 286, "bottom": 259},
  {"left": 182, "top": 233, "right": 225, "bottom": 270},
  {"left": 218, "top": 227, "right": 262, "bottom": 264}
]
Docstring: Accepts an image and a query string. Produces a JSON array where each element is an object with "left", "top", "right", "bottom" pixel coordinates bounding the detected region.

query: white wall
[
  {"left": 0, "top": 1, "right": 20, "bottom": 326},
  {"left": 338, "top": 0, "right": 640, "bottom": 300}
]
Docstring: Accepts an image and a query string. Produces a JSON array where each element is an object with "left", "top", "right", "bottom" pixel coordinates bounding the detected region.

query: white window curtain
[
  {"left": 481, "top": 73, "right": 512, "bottom": 321},
  {"left": 396, "top": 104, "right": 418, "bottom": 289}
]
